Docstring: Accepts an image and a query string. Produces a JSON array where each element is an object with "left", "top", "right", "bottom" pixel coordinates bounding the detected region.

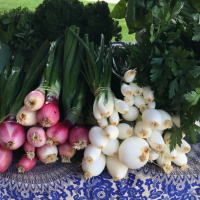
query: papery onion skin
[
  {"left": 23, "top": 140, "right": 35, "bottom": 160},
  {"left": 27, "top": 127, "right": 46, "bottom": 147},
  {"left": 0, "top": 146, "right": 13, "bottom": 173},
  {"left": 69, "top": 126, "right": 90, "bottom": 150},
  {"left": 0, "top": 121, "right": 26, "bottom": 150},
  {"left": 17, "top": 155, "right": 37, "bottom": 173},
  {"left": 37, "top": 96, "right": 60, "bottom": 127},
  {"left": 46, "top": 122, "right": 69, "bottom": 146}
]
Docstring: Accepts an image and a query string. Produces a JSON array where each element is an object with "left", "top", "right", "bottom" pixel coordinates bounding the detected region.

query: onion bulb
[
  {"left": 148, "top": 150, "right": 159, "bottom": 162},
  {"left": 148, "top": 101, "right": 156, "bottom": 109},
  {"left": 165, "top": 144, "right": 177, "bottom": 161},
  {"left": 98, "top": 117, "right": 108, "bottom": 129},
  {"left": 58, "top": 141, "right": 76, "bottom": 163},
  {"left": 121, "top": 83, "right": 133, "bottom": 97},
  {"left": 124, "top": 96, "right": 134, "bottom": 106},
  {"left": 135, "top": 96, "right": 146, "bottom": 110},
  {"left": 119, "top": 137, "right": 150, "bottom": 169},
  {"left": 143, "top": 86, "right": 154, "bottom": 103},
  {"left": 18, "top": 155, "right": 37, "bottom": 173},
  {"left": 171, "top": 114, "right": 180, "bottom": 128},
  {"left": 106, "top": 156, "right": 128, "bottom": 181},
  {"left": 157, "top": 110, "right": 172, "bottom": 130},
  {"left": 134, "top": 121, "right": 152, "bottom": 138},
  {"left": 123, "top": 69, "right": 136, "bottom": 83},
  {"left": 82, "top": 153, "right": 106, "bottom": 180},
  {"left": 103, "top": 125, "right": 119, "bottom": 139},
  {"left": 109, "top": 109, "right": 119, "bottom": 126},
  {"left": 102, "top": 139, "right": 119, "bottom": 156},
  {"left": 176, "top": 139, "right": 191, "bottom": 153},
  {"left": 148, "top": 130, "right": 166, "bottom": 152},
  {"left": 0, "top": 147, "right": 13, "bottom": 173},
  {"left": 142, "top": 109, "right": 162, "bottom": 129},
  {"left": 129, "top": 83, "right": 143, "bottom": 96},
  {"left": 122, "top": 106, "right": 139, "bottom": 121},
  {"left": 156, "top": 156, "right": 173, "bottom": 174},
  {"left": 36, "top": 145, "right": 58, "bottom": 164},
  {"left": 27, "top": 127, "right": 46, "bottom": 147},
  {"left": 117, "top": 123, "right": 133, "bottom": 139},
  {"left": 172, "top": 151, "right": 189, "bottom": 170},
  {"left": 23, "top": 140, "right": 35, "bottom": 160},
  {"left": 89, "top": 126, "right": 108, "bottom": 150},
  {"left": 93, "top": 100, "right": 102, "bottom": 122},
  {"left": 84, "top": 144, "right": 101, "bottom": 165},
  {"left": 114, "top": 98, "right": 129, "bottom": 115},
  {"left": 16, "top": 106, "right": 37, "bottom": 126}
]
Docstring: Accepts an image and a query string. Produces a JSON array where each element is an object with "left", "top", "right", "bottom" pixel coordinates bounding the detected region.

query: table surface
[{"left": 0, "top": 143, "right": 200, "bottom": 200}]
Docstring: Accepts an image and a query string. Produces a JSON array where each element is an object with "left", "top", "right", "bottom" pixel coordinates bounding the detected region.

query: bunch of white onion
[{"left": 83, "top": 70, "right": 191, "bottom": 181}]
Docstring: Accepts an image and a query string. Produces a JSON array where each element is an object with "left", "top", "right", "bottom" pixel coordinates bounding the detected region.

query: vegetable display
[{"left": 0, "top": 0, "right": 199, "bottom": 183}]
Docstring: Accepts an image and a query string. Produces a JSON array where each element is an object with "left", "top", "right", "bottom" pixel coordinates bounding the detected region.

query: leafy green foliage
[
  {"left": 109, "top": 0, "right": 127, "bottom": 19},
  {"left": 33, "top": 0, "right": 122, "bottom": 45},
  {"left": 112, "top": 1, "right": 200, "bottom": 149},
  {"left": 0, "top": 7, "right": 42, "bottom": 57},
  {"left": 184, "top": 88, "right": 200, "bottom": 106}
]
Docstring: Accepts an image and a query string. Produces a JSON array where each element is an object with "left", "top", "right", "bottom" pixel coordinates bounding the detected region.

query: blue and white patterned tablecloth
[{"left": 0, "top": 143, "right": 200, "bottom": 200}]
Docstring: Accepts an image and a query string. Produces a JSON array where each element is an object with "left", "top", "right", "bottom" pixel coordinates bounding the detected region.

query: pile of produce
[{"left": 0, "top": 0, "right": 200, "bottom": 182}]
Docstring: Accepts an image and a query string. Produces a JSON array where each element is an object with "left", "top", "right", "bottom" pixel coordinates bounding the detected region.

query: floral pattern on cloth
[{"left": 1, "top": 144, "right": 200, "bottom": 200}]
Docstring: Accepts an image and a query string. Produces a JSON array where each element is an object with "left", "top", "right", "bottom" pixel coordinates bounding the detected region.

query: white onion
[
  {"left": 82, "top": 153, "right": 106, "bottom": 180},
  {"left": 102, "top": 139, "right": 119, "bottom": 156},
  {"left": 98, "top": 117, "right": 108, "bottom": 129},
  {"left": 148, "top": 130, "right": 166, "bottom": 152},
  {"left": 106, "top": 156, "right": 128, "bottom": 181},
  {"left": 134, "top": 96, "right": 147, "bottom": 111},
  {"left": 104, "top": 92, "right": 114, "bottom": 117},
  {"left": 176, "top": 139, "right": 191, "bottom": 153},
  {"left": 156, "top": 156, "right": 173, "bottom": 174},
  {"left": 104, "top": 125, "right": 119, "bottom": 139},
  {"left": 124, "top": 96, "right": 134, "bottom": 106},
  {"left": 122, "top": 106, "right": 139, "bottom": 121},
  {"left": 157, "top": 110, "right": 172, "bottom": 130},
  {"left": 163, "top": 131, "right": 172, "bottom": 144},
  {"left": 123, "top": 69, "right": 136, "bottom": 83},
  {"left": 109, "top": 109, "right": 119, "bottom": 126},
  {"left": 148, "top": 101, "right": 156, "bottom": 109},
  {"left": 129, "top": 83, "right": 143, "bottom": 96},
  {"left": 157, "top": 130, "right": 164, "bottom": 135},
  {"left": 143, "top": 86, "right": 154, "bottom": 103},
  {"left": 114, "top": 98, "right": 129, "bottom": 115},
  {"left": 117, "top": 123, "right": 133, "bottom": 139},
  {"left": 84, "top": 144, "right": 101, "bottom": 165},
  {"left": 148, "top": 150, "right": 159, "bottom": 162},
  {"left": 121, "top": 83, "right": 133, "bottom": 97},
  {"left": 16, "top": 106, "right": 38, "bottom": 126},
  {"left": 119, "top": 137, "right": 150, "bottom": 169},
  {"left": 93, "top": 100, "right": 102, "bottom": 122},
  {"left": 134, "top": 121, "right": 152, "bottom": 138},
  {"left": 98, "top": 93, "right": 108, "bottom": 116},
  {"left": 165, "top": 143, "right": 177, "bottom": 161},
  {"left": 142, "top": 109, "right": 162, "bottom": 129},
  {"left": 89, "top": 126, "right": 108, "bottom": 150},
  {"left": 172, "top": 151, "right": 189, "bottom": 170}
]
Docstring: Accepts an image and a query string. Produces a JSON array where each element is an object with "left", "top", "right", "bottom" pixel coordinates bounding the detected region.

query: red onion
[
  {"left": 16, "top": 106, "right": 38, "bottom": 126},
  {"left": 0, "top": 121, "right": 26, "bottom": 150},
  {"left": 69, "top": 125, "right": 90, "bottom": 150},
  {"left": 23, "top": 140, "right": 35, "bottom": 160},
  {"left": 27, "top": 127, "right": 46, "bottom": 147},
  {"left": 46, "top": 122, "right": 69, "bottom": 146},
  {"left": 58, "top": 141, "right": 76, "bottom": 163},
  {"left": 17, "top": 155, "right": 37, "bottom": 173},
  {"left": 0, "top": 146, "right": 13, "bottom": 173},
  {"left": 37, "top": 96, "right": 60, "bottom": 127},
  {"left": 24, "top": 90, "right": 45, "bottom": 111},
  {"left": 36, "top": 145, "right": 58, "bottom": 164}
]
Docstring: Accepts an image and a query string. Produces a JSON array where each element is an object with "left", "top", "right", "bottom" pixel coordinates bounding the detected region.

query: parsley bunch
[{"left": 112, "top": 1, "right": 200, "bottom": 150}]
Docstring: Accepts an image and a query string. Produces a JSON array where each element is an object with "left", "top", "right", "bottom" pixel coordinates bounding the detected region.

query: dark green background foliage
[
  {"left": 33, "top": 0, "right": 122, "bottom": 45},
  {"left": 0, "top": 7, "right": 42, "bottom": 57}
]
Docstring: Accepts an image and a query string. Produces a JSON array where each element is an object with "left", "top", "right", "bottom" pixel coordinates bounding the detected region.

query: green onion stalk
[{"left": 69, "top": 28, "right": 114, "bottom": 126}]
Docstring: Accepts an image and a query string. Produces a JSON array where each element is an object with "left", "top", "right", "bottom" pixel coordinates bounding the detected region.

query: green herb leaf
[
  {"left": 145, "top": 8, "right": 153, "bottom": 24},
  {"left": 170, "top": 128, "right": 182, "bottom": 151},
  {"left": 188, "top": 66, "right": 200, "bottom": 78},
  {"left": 168, "top": 60, "right": 178, "bottom": 76},
  {"left": 166, "top": 46, "right": 190, "bottom": 61},
  {"left": 150, "top": 58, "right": 163, "bottom": 65},
  {"left": 109, "top": 0, "right": 127, "bottom": 19},
  {"left": 155, "top": 46, "right": 161, "bottom": 56},
  {"left": 184, "top": 88, "right": 200, "bottom": 106},
  {"left": 150, "top": 67, "right": 163, "bottom": 82},
  {"left": 170, "top": 2, "right": 184, "bottom": 20},
  {"left": 2, "top": 19, "right": 11, "bottom": 24},
  {"left": 169, "top": 78, "right": 179, "bottom": 99},
  {"left": 165, "top": 29, "right": 181, "bottom": 43},
  {"left": 192, "top": 22, "right": 200, "bottom": 42}
]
